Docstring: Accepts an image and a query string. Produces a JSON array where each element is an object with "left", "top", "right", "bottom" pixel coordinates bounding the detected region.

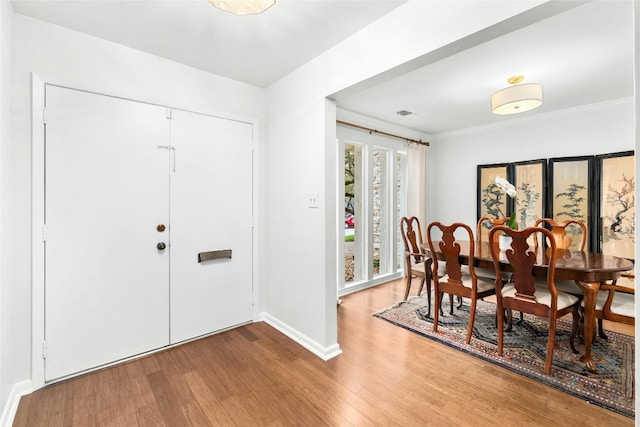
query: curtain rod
[{"left": 336, "top": 120, "right": 430, "bottom": 146}]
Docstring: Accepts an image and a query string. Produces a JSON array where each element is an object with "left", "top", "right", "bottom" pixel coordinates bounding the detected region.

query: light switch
[{"left": 308, "top": 192, "right": 319, "bottom": 208}]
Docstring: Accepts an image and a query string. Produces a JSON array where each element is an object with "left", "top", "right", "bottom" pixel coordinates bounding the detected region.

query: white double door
[{"left": 44, "top": 85, "right": 254, "bottom": 382}]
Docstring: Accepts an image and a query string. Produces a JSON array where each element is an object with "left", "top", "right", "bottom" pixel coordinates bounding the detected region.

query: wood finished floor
[{"left": 14, "top": 279, "right": 635, "bottom": 426}]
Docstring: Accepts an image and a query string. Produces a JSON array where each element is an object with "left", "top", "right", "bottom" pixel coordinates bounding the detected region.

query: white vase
[{"left": 499, "top": 234, "right": 512, "bottom": 251}]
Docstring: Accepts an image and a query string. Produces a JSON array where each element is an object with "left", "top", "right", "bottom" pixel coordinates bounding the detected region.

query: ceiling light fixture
[
  {"left": 491, "top": 75, "right": 543, "bottom": 115},
  {"left": 209, "top": 0, "right": 275, "bottom": 15}
]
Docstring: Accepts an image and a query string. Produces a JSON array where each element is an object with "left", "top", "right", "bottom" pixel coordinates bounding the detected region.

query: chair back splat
[
  {"left": 489, "top": 225, "right": 581, "bottom": 375},
  {"left": 476, "top": 215, "right": 508, "bottom": 244},
  {"left": 534, "top": 218, "right": 587, "bottom": 251}
]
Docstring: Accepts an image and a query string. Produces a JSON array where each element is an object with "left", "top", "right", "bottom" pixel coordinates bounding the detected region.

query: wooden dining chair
[
  {"left": 533, "top": 218, "right": 588, "bottom": 296},
  {"left": 476, "top": 215, "right": 510, "bottom": 280},
  {"left": 476, "top": 215, "right": 508, "bottom": 244},
  {"left": 489, "top": 225, "right": 580, "bottom": 375},
  {"left": 586, "top": 273, "right": 635, "bottom": 340},
  {"left": 400, "top": 217, "right": 436, "bottom": 316},
  {"left": 427, "top": 222, "right": 496, "bottom": 344},
  {"left": 534, "top": 218, "right": 587, "bottom": 250}
]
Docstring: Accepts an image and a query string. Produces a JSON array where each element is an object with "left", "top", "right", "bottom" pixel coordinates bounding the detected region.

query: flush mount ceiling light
[
  {"left": 209, "top": 0, "right": 275, "bottom": 15},
  {"left": 491, "top": 75, "right": 543, "bottom": 115}
]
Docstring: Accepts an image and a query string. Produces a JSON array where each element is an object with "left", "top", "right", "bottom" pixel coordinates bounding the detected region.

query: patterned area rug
[{"left": 374, "top": 295, "right": 635, "bottom": 418}]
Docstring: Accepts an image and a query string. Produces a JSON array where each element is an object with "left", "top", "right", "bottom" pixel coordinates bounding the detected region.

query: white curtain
[{"left": 407, "top": 143, "right": 428, "bottom": 225}]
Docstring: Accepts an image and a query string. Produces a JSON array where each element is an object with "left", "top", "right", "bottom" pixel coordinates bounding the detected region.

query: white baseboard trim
[
  {"left": 259, "top": 314, "right": 342, "bottom": 361},
  {"left": 0, "top": 380, "right": 33, "bottom": 427}
]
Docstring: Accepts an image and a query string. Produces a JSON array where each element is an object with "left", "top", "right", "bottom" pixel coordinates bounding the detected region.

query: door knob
[
  {"left": 157, "top": 242, "right": 166, "bottom": 250},
  {"left": 157, "top": 224, "right": 166, "bottom": 232}
]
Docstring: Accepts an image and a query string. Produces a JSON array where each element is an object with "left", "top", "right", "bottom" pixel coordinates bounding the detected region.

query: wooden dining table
[{"left": 423, "top": 240, "right": 634, "bottom": 373}]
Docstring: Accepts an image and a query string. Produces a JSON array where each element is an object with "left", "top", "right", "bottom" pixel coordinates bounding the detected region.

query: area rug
[{"left": 374, "top": 295, "right": 635, "bottom": 418}]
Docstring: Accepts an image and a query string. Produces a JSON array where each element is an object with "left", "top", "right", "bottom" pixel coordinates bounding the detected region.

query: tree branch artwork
[
  {"left": 555, "top": 183, "right": 587, "bottom": 238},
  {"left": 481, "top": 176, "right": 517, "bottom": 230},
  {"left": 605, "top": 174, "right": 635, "bottom": 243},
  {"left": 481, "top": 183, "right": 506, "bottom": 221},
  {"left": 555, "top": 184, "right": 587, "bottom": 221},
  {"left": 516, "top": 182, "right": 540, "bottom": 228}
]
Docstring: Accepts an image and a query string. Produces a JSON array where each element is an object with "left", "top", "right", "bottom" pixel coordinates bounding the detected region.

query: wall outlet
[{"left": 308, "top": 192, "right": 319, "bottom": 208}]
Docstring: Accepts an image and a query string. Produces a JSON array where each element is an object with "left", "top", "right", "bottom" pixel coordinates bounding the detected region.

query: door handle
[{"left": 157, "top": 242, "right": 166, "bottom": 250}]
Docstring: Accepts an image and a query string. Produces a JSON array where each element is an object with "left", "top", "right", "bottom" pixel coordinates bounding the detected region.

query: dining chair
[
  {"left": 476, "top": 215, "right": 510, "bottom": 280},
  {"left": 534, "top": 218, "right": 587, "bottom": 250},
  {"left": 476, "top": 215, "right": 508, "bottom": 244},
  {"left": 427, "top": 222, "right": 496, "bottom": 344},
  {"left": 587, "top": 273, "right": 635, "bottom": 340},
  {"left": 534, "top": 218, "right": 588, "bottom": 296},
  {"left": 489, "top": 225, "right": 580, "bottom": 375},
  {"left": 400, "top": 217, "right": 440, "bottom": 317}
]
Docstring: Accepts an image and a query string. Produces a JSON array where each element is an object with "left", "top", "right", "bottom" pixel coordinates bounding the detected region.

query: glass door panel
[
  {"left": 344, "top": 143, "right": 363, "bottom": 283},
  {"left": 373, "top": 148, "right": 391, "bottom": 276}
]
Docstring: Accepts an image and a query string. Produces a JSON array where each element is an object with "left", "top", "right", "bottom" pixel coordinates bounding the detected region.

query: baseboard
[
  {"left": 259, "top": 313, "right": 342, "bottom": 361},
  {"left": 0, "top": 380, "right": 33, "bottom": 427}
]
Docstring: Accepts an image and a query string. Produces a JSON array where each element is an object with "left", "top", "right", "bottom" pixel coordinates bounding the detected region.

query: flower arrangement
[{"left": 494, "top": 176, "right": 518, "bottom": 230}]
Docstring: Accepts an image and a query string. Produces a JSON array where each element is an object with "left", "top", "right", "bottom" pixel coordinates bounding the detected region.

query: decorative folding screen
[{"left": 477, "top": 151, "right": 635, "bottom": 256}]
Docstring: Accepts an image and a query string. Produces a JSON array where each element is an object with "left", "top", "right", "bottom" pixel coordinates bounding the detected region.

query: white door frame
[{"left": 30, "top": 74, "right": 260, "bottom": 389}]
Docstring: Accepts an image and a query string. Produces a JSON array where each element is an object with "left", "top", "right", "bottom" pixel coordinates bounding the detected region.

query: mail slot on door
[{"left": 198, "top": 249, "right": 232, "bottom": 263}]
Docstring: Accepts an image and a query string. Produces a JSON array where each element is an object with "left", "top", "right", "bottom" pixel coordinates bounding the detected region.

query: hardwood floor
[{"left": 14, "top": 279, "right": 634, "bottom": 426}]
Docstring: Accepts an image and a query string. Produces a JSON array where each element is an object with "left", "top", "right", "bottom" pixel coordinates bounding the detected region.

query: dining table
[{"left": 423, "top": 239, "right": 634, "bottom": 373}]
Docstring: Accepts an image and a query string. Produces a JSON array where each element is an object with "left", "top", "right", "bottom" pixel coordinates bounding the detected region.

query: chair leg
[
  {"left": 417, "top": 277, "right": 425, "bottom": 296},
  {"left": 569, "top": 310, "right": 579, "bottom": 354},
  {"left": 403, "top": 275, "right": 412, "bottom": 301},
  {"left": 545, "top": 319, "right": 557, "bottom": 375},
  {"left": 505, "top": 309, "right": 513, "bottom": 332},
  {"left": 576, "top": 308, "right": 585, "bottom": 343},
  {"left": 465, "top": 298, "right": 476, "bottom": 344},
  {"left": 597, "top": 318, "right": 608, "bottom": 340},
  {"left": 497, "top": 301, "right": 504, "bottom": 356},
  {"left": 425, "top": 278, "right": 432, "bottom": 319},
  {"left": 433, "top": 287, "right": 440, "bottom": 332},
  {"left": 449, "top": 294, "right": 454, "bottom": 315},
  {"left": 456, "top": 295, "right": 463, "bottom": 309}
]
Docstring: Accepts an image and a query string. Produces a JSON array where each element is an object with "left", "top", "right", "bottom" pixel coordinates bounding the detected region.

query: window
[{"left": 339, "top": 124, "right": 407, "bottom": 295}]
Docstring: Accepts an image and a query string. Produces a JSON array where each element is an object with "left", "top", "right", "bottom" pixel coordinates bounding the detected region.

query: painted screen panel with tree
[
  {"left": 548, "top": 156, "right": 594, "bottom": 251},
  {"left": 477, "top": 163, "right": 511, "bottom": 242},
  {"left": 597, "top": 151, "right": 635, "bottom": 259},
  {"left": 513, "top": 159, "right": 546, "bottom": 230}
]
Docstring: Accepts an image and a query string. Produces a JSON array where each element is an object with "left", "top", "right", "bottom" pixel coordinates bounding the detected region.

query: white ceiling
[
  {"left": 11, "top": 0, "right": 407, "bottom": 88},
  {"left": 11, "top": 0, "right": 634, "bottom": 135},
  {"left": 335, "top": 0, "right": 634, "bottom": 135}
]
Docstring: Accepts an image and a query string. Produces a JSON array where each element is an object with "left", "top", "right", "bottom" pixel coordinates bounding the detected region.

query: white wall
[
  {"left": 3, "top": 10, "right": 266, "bottom": 420},
  {"left": 263, "top": 1, "right": 547, "bottom": 358},
  {"left": 0, "top": 0, "right": 11, "bottom": 422},
  {"left": 427, "top": 99, "right": 635, "bottom": 227}
]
